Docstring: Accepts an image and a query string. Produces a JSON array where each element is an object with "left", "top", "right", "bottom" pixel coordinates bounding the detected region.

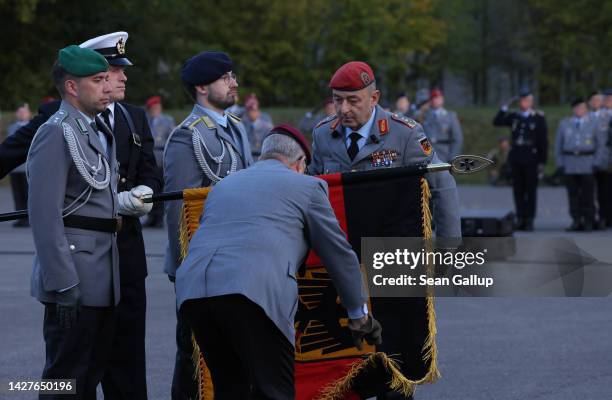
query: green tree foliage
[{"left": 0, "top": 0, "right": 446, "bottom": 109}]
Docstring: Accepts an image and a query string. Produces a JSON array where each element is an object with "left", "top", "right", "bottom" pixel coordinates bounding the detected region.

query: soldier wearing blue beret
[{"left": 164, "top": 50, "right": 253, "bottom": 399}]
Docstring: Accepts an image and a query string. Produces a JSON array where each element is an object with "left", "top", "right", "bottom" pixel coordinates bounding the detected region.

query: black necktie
[
  {"left": 102, "top": 108, "right": 112, "bottom": 132},
  {"left": 347, "top": 132, "right": 361, "bottom": 161}
]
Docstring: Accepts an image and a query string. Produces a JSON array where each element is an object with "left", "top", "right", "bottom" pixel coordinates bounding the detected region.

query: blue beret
[{"left": 181, "top": 51, "right": 232, "bottom": 86}]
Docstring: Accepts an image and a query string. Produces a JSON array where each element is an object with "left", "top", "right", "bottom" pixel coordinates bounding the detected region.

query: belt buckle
[
  {"left": 116, "top": 216, "right": 123, "bottom": 232},
  {"left": 574, "top": 150, "right": 580, "bottom": 156}
]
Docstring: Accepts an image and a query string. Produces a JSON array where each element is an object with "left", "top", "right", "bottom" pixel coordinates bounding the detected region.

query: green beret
[{"left": 58, "top": 45, "right": 109, "bottom": 77}]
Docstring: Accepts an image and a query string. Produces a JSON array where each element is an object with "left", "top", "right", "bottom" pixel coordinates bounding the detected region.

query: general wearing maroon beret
[
  {"left": 267, "top": 124, "right": 312, "bottom": 165},
  {"left": 329, "top": 61, "right": 375, "bottom": 91}
]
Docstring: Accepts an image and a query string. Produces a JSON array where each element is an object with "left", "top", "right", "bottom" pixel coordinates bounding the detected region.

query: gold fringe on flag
[
  {"left": 178, "top": 178, "right": 439, "bottom": 400},
  {"left": 177, "top": 187, "right": 214, "bottom": 400},
  {"left": 318, "top": 177, "right": 439, "bottom": 399}
]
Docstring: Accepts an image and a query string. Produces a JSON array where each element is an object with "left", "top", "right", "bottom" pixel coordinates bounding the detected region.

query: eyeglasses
[{"left": 222, "top": 72, "right": 237, "bottom": 85}]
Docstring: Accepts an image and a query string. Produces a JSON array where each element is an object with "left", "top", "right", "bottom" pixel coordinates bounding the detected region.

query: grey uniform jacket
[
  {"left": 27, "top": 101, "right": 120, "bottom": 307},
  {"left": 555, "top": 116, "right": 608, "bottom": 175},
  {"left": 422, "top": 108, "right": 463, "bottom": 162},
  {"left": 310, "top": 105, "right": 461, "bottom": 238},
  {"left": 175, "top": 159, "right": 367, "bottom": 344},
  {"left": 164, "top": 105, "right": 253, "bottom": 277}
]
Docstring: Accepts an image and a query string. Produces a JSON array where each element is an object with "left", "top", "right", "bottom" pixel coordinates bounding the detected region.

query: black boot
[
  {"left": 514, "top": 217, "right": 524, "bottom": 230},
  {"left": 583, "top": 218, "right": 594, "bottom": 232},
  {"left": 566, "top": 219, "right": 583, "bottom": 231},
  {"left": 523, "top": 218, "right": 534, "bottom": 231}
]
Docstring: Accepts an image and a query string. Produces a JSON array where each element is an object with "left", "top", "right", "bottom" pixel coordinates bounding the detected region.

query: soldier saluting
[
  {"left": 27, "top": 45, "right": 120, "bottom": 399},
  {"left": 164, "top": 50, "right": 253, "bottom": 399},
  {"left": 493, "top": 88, "right": 548, "bottom": 231}
]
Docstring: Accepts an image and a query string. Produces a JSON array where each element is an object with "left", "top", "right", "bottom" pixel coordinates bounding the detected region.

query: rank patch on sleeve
[{"left": 419, "top": 137, "right": 432, "bottom": 155}]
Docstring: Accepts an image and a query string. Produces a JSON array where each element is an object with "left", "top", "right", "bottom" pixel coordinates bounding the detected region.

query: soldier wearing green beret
[{"left": 27, "top": 45, "right": 120, "bottom": 399}]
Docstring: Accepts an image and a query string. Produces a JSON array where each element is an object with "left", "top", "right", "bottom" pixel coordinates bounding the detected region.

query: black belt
[
  {"left": 63, "top": 215, "right": 122, "bottom": 233},
  {"left": 563, "top": 150, "right": 595, "bottom": 156}
]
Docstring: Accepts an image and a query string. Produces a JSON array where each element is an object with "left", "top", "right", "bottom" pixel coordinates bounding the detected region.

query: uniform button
[
  {"left": 121, "top": 178, "right": 126, "bottom": 183},
  {"left": 69, "top": 244, "right": 76, "bottom": 251}
]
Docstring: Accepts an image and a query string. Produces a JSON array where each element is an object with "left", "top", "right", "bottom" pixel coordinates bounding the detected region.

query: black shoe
[
  {"left": 523, "top": 219, "right": 534, "bottom": 231},
  {"left": 514, "top": 218, "right": 524, "bottom": 230},
  {"left": 583, "top": 220, "right": 594, "bottom": 232},
  {"left": 596, "top": 219, "right": 607, "bottom": 230},
  {"left": 12, "top": 220, "right": 29, "bottom": 227},
  {"left": 566, "top": 220, "right": 583, "bottom": 231}
]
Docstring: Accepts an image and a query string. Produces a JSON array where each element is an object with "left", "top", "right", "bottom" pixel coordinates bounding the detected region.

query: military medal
[{"left": 370, "top": 149, "right": 398, "bottom": 167}]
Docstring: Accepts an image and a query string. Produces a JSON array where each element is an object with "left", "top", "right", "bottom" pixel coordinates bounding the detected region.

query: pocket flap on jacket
[{"left": 66, "top": 233, "right": 96, "bottom": 254}]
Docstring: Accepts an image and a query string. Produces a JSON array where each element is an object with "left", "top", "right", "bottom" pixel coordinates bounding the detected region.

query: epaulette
[
  {"left": 536, "top": 109, "right": 545, "bottom": 116},
  {"left": 314, "top": 114, "right": 337, "bottom": 130},
  {"left": 181, "top": 114, "right": 216, "bottom": 130},
  {"left": 49, "top": 109, "right": 68, "bottom": 125},
  {"left": 391, "top": 113, "right": 417, "bottom": 129},
  {"left": 227, "top": 112, "right": 241, "bottom": 123}
]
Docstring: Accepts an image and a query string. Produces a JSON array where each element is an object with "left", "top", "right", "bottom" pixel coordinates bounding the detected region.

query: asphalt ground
[{"left": 0, "top": 184, "right": 610, "bottom": 399}]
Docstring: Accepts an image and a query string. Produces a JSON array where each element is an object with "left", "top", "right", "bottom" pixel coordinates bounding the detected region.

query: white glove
[{"left": 117, "top": 185, "right": 153, "bottom": 217}]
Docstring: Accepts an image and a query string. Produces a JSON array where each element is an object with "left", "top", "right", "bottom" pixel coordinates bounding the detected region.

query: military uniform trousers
[
  {"left": 181, "top": 294, "right": 295, "bottom": 400},
  {"left": 565, "top": 174, "right": 595, "bottom": 222},
  {"left": 171, "top": 302, "right": 197, "bottom": 400},
  {"left": 510, "top": 161, "right": 539, "bottom": 219},
  {"left": 594, "top": 171, "right": 611, "bottom": 225},
  {"left": 101, "top": 217, "right": 149, "bottom": 400},
  {"left": 101, "top": 279, "right": 147, "bottom": 399},
  {"left": 40, "top": 304, "right": 115, "bottom": 400}
]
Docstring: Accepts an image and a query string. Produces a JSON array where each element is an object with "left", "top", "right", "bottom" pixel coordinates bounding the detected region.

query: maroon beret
[
  {"left": 329, "top": 61, "right": 375, "bottom": 91},
  {"left": 430, "top": 88, "right": 443, "bottom": 99},
  {"left": 267, "top": 124, "right": 312, "bottom": 165}
]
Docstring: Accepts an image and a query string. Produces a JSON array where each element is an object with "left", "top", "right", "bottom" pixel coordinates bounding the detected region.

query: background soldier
[
  {"left": 164, "top": 50, "right": 253, "bottom": 400},
  {"left": 588, "top": 90, "right": 611, "bottom": 229},
  {"left": 7, "top": 103, "right": 32, "bottom": 227},
  {"left": 297, "top": 97, "right": 336, "bottom": 134},
  {"left": 393, "top": 91, "right": 412, "bottom": 118},
  {"left": 242, "top": 92, "right": 274, "bottom": 159},
  {"left": 421, "top": 88, "right": 463, "bottom": 162},
  {"left": 310, "top": 61, "right": 461, "bottom": 400},
  {"left": 493, "top": 88, "right": 548, "bottom": 231},
  {"left": 0, "top": 32, "right": 160, "bottom": 400},
  {"left": 145, "top": 95, "right": 175, "bottom": 228},
  {"left": 555, "top": 98, "right": 608, "bottom": 231},
  {"left": 28, "top": 45, "right": 119, "bottom": 399}
]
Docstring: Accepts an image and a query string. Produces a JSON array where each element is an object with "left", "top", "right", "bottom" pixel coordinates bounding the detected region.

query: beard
[{"left": 208, "top": 90, "right": 236, "bottom": 110}]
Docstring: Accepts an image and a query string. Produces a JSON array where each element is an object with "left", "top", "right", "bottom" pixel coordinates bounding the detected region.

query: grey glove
[
  {"left": 348, "top": 315, "right": 382, "bottom": 350},
  {"left": 56, "top": 286, "right": 82, "bottom": 329}
]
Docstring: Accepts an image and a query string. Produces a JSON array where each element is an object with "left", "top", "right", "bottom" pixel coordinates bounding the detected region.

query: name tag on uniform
[{"left": 370, "top": 149, "right": 399, "bottom": 168}]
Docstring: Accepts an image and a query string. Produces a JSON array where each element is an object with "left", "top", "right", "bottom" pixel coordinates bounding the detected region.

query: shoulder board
[
  {"left": 227, "top": 112, "right": 241, "bottom": 123},
  {"left": 49, "top": 109, "right": 68, "bottom": 125},
  {"left": 180, "top": 114, "right": 215, "bottom": 130},
  {"left": 536, "top": 110, "right": 545, "bottom": 116},
  {"left": 391, "top": 113, "right": 416, "bottom": 129},
  {"left": 314, "top": 114, "right": 338, "bottom": 130}
]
